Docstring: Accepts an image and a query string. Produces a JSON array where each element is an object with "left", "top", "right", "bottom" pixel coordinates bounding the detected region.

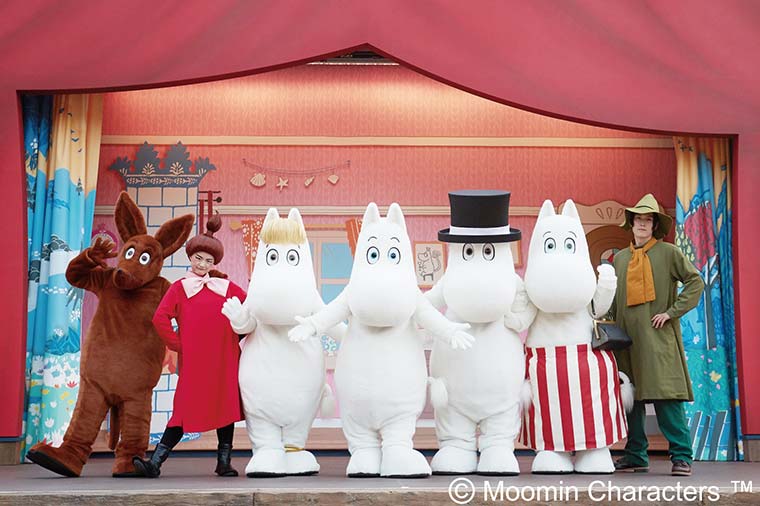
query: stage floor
[{"left": 1, "top": 453, "right": 757, "bottom": 505}]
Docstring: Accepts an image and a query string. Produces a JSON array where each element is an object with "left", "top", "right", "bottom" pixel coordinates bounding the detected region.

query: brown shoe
[
  {"left": 614, "top": 457, "right": 649, "bottom": 473},
  {"left": 671, "top": 460, "right": 692, "bottom": 476}
]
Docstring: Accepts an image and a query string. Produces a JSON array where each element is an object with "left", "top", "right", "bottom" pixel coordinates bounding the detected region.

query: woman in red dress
[{"left": 133, "top": 215, "right": 246, "bottom": 478}]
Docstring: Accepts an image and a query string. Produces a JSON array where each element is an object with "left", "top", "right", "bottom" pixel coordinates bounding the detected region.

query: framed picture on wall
[{"left": 413, "top": 242, "right": 446, "bottom": 287}]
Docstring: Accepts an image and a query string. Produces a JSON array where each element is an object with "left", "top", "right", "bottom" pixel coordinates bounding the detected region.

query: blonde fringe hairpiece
[{"left": 260, "top": 215, "right": 307, "bottom": 244}]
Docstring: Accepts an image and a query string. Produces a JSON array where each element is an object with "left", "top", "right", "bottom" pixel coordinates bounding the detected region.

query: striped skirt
[{"left": 520, "top": 344, "right": 627, "bottom": 452}]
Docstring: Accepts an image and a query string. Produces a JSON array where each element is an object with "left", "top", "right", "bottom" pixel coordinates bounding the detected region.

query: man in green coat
[{"left": 611, "top": 194, "right": 704, "bottom": 477}]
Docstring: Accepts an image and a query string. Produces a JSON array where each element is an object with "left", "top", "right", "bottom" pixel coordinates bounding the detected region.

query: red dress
[{"left": 152, "top": 277, "right": 246, "bottom": 432}]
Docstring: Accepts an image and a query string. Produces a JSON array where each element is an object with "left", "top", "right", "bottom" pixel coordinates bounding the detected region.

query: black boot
[
  {"left": 214, "top": 443, "right": 238, "bottom": 477},
  {"left": 132, "top": 443, "right": 172, "bottom": 478}
]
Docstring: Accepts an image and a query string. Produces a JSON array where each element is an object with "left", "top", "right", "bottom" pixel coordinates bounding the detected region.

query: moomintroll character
[
  {"left": 426, "top": 190, "right": 527, "bottom": 476},
  {"left": 221, "top": 208, "right": 343, "bottom": 477},
  {"left": 288, "top": 202, "right": 475, "bottom": 478},
  {"left": 517, "top": 199, "right": 633, "bottom": 474}
]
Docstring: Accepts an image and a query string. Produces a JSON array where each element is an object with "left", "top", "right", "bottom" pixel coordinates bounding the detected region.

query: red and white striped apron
[{"left": 520, "top": 344, "right": 627, "bottom": 452}]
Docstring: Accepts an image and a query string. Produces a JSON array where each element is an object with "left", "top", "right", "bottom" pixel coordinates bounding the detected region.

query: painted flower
[
  {"left": 683, "top": 202, "right": 716, "bottom": 270},
  {"left": 44, "top": 418, "right": 55, "bottom": 428}
]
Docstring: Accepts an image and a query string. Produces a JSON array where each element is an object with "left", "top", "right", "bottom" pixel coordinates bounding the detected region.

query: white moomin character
[
  {"left": 221, "top": 208, "right": 342, "bottom": 477},
  {"left": 426, "top": 190, "right": 526, "bottom": 476},
  {"left": 518, "top": 199, "right": 633, "bottom": 474},
  {"left": 288, "top": 202, "right": 474, "bottom": 478}
]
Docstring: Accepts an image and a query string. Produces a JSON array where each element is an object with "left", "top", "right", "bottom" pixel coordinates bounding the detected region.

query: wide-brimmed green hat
[{"left": 620, "top": 193, "right": 673, "bottom": 239}]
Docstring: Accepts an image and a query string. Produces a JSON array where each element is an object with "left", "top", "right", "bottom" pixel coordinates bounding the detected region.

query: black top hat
[{"left": 438, "top": 190, "right": 522, "bottom": 243}]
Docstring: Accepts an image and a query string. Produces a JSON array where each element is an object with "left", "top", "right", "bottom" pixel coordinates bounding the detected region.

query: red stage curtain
[{"left": 1, "top": 0, "right": 758, "bottom": 438}]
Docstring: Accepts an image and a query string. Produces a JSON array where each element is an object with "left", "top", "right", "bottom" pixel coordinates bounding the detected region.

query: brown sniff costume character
[{"left": 26, "top": 192, "right": 194, "bottom": 477}]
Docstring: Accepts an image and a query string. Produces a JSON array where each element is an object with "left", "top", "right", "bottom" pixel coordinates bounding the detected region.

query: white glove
[
  {"left": 221, "top": 297, "right": 249, "bottom": 329},
  {"left": 449, "top": 322, "right": 475, "bottom": 350},
  {"left": 596, "top": 263, "right": 617, "bottom": 288},
  {"left": 288, "top": 316, "right": 318, "bottom": 342}
]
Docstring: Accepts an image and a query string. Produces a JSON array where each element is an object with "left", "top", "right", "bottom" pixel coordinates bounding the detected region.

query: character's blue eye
[
  {"left": 462, "top": 243, "right": 475, "bottom": 261},
  {"left": 564, "top": 238, "right": 576, "bottom": 253},
  {"left": 266, "top": 249, "right": 279, "bottom": 265},
  {"left": 482, "top": 243, "right": 495, "bottom": 261},
  {"left": 367, "top": 246, "right": 380, "bottom": 264},
  {"left": 125, "top": 247, "right": 135, "bottom": 260},
  {"left": 388, "top": 247, "right": 401, "bottom": 264},
  {"left": 139, "top": 252, "right": 151, "bottom": 265},
  {"left": 544, "top": 238, "right": 557, "bottom": 253}
]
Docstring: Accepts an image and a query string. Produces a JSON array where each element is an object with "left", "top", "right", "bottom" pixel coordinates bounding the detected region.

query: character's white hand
[
  {"left": 597, "top": 263, "right": 617, "bottom": 286},
  {"left": 289, "top": 316, "right": 318, "bottom": 342},
  {"left": 504, "top": 312, "right": 520, "bottom": 331},
  {"left": 449, "top": 323, "right": 475, "bottom": 350},
  {"left": 221, "top": 296, "right": 248, "bottom": 328},
  {"left": 511, "top": 277, "right": 529, "bottom": 313}
]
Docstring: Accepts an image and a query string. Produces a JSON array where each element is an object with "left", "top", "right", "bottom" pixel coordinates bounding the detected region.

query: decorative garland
[{"left": 242, "top": 159, "right": 349, "bottom": 190}]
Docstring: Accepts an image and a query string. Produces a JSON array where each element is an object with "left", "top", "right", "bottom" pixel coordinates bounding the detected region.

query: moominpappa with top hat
[{"left": 426, "top": 190, "right": 528, "bottom": 475}]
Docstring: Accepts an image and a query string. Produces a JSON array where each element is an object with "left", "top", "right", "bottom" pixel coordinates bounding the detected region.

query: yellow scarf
[{"left": 626, "top": 237, "right": 657, "bottom": 306}]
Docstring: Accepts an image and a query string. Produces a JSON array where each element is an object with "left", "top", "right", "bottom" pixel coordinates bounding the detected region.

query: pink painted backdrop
[
  {"left": 89, "top": 62, "right": 675, "bottom": 325},
  {"left": 101, "top": 65, "right": 661, "bottom": 138}
]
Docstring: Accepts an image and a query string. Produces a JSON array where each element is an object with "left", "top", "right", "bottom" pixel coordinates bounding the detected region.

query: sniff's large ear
[
  {"left": 387, "top": 203, "right": 407, "bottom": 233},
  {"left": 288, "top": 208, "right": 305, "bottom": 231},
  {"left": 114, "top": 192, "right": 147, "bottom": 241},
  {"left": 362, "top": 202, "right": 381, "bottom": 225},
  {"left": 561, "top": 199, "right": 580, "bottom": 220},
  {"left": 264, "top": 207, "right": 279, "bottom": 227},
  {"left": 537, "top": 200, "right": 555, "bottom": 221},
  {"left": 155, "top": 214, "right": 195, "bottom": 259}
]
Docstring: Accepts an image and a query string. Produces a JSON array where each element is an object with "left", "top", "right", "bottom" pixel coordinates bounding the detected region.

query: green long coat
[{"left": 611, "top": 241, "right": 704, "bottom": 402}]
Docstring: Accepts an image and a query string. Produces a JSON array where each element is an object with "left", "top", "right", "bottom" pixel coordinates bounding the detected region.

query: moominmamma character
[
  {"left": 518, "top": 199, "right": 632, "bottom": 474},
  {"left": 222, "top": 208, "right": 342, "bottom": 477},
  {"left": 426, "top": 190, "right": 526, "bottom": 475},
  {"left": 289, "top": 202, "right": 474, "bottom": 478}
]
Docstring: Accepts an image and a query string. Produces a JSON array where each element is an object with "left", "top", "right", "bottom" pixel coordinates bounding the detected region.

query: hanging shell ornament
[
  {"left": 327, "top": 174, "right": 340, "bottom": 185},
  {"left": 250, "top": 173, "right": 266, "bottom": 187},
  {"left": 304, "top": 176, "right": 315, "bottom": 188}
]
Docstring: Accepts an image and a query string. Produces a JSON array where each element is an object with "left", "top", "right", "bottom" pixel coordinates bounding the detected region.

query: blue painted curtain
[
  {"left": 674, "top": 136, "right": 740, "bottom": 461},
  {"left": 22, "top": 94, "right": 103, "bottom": 458}
]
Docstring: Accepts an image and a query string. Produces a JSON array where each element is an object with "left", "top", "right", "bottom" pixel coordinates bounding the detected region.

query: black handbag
[{"left": 591, "top": 301, "right": 632, "bottom": 351}]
